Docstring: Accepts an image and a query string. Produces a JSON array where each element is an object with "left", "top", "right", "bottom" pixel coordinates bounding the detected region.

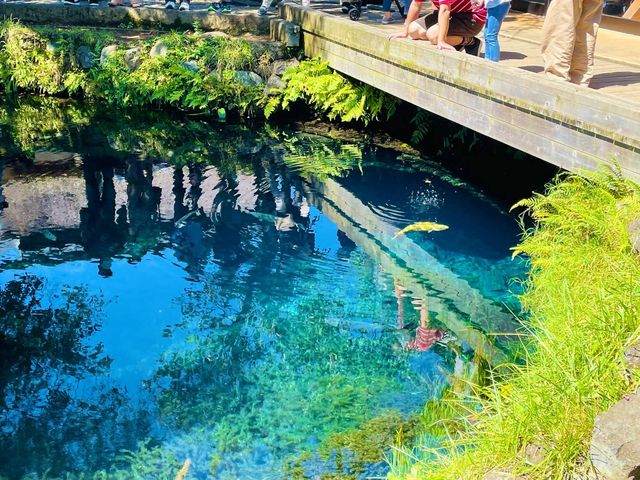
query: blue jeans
[
  {"left": 382, "top": 0, "right": 412, "bottom": 14},
  {"left": 484, "top": 2, "right": 510, "bottom": 62}
]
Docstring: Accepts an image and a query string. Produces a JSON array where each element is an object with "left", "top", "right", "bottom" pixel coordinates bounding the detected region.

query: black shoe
[
  {"left": 465, "top": 37, "right": 481, "bottom": 56},
  {"left": 64, "top": 0, "right": 81, "bottom": 5}
]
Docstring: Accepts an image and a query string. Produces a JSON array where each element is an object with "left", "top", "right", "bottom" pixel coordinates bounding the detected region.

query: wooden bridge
[{"left": 278, "top": 3, "right": 640, "bottom": 182}]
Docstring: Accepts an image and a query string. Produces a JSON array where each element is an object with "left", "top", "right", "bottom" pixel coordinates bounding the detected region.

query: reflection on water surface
[{"left": 0, "top": 98, "right": 525, "bottom": 479}]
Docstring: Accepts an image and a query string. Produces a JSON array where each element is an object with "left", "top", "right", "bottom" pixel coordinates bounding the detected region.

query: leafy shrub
[{"left": 0, "top": 21, "right": 398, "bottom": 125}]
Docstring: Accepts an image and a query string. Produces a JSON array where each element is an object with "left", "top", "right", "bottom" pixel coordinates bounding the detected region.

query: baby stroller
[{"left": 341, "top": 0, "right": 406, "bottom": 21}]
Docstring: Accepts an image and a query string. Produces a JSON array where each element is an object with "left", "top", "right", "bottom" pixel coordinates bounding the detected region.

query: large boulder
[
  {"left": 99, "top": 45, "right": 118, "bottom": 66},
  {"left": 149, "top": 40, "right": 169, "bottom": 58},
  {"left": 629, "top": 218, "right": 640, "bottom": 255},
  {"left": 124, "top": 47, "right": 141, "bottom": 71},
  {"left": 203, "top": 31, "right": 230, "bottom": 39},
  {"left": 590, "top": 391, "right": 640, "bottom": 479},
  {"left": 624, "top": 344, "right": 640, "bottom": 371},
  {"left": 234, "top": 71, "right": 263, "bottom": 87},
  {"left": 264, "top": 73, "right": 285, "bottom": 93},
  {"left": 259, "top": 58, "right": 299, "bottom": 91},
  {"left": 271, "top": 58, "right": 299, "bottom": 76},
  {"left": 524, "top": 443, "right": 545, "bottom": 466},
  {"left": 181, "top": 61, "right": 199, "bottom": 73},
  {"left": 77, "top": 45, "right": 95, "bottom": 69}
]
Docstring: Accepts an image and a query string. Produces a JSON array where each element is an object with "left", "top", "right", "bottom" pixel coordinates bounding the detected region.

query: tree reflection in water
[
  {"left": 0, "top": 96, "right": 521, "bottom": 479},
  {"left": 0, "top": 276, "right": 156, "bottom": 477}
]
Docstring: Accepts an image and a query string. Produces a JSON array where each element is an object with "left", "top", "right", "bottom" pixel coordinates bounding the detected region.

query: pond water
[{"left": 0, "top": 98, "right": 526, "bottom": 480}]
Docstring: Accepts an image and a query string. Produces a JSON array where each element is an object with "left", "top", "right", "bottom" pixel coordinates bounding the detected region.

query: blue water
[{"left": 0, "top": 99, "right": 526, "bottom": 479}]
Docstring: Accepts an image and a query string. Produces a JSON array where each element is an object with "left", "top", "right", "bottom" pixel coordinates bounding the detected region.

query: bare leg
[
  {"left": 412, "top": 22, "right": 463, "bottom": 45},
  {"left": 408, "top": 20, "right": 429, "bottom": 40}
]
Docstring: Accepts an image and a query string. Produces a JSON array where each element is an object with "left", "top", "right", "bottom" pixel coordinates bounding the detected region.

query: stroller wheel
[
  {"left": 341, "top": 1, "right": 350, "bottom": 12},
  {"left": 349, "top": 7, "right": 360, "bottom": 20}
]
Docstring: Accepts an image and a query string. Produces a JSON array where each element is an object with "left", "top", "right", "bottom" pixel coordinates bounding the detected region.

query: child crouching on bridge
[{"left": 388, "top": 0, "right": 486, "bottom": 55}]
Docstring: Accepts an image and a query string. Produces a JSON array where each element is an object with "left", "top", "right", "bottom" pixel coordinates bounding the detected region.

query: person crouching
[{"left": 388, "top": 0, "right": 486, "bottom": 55}]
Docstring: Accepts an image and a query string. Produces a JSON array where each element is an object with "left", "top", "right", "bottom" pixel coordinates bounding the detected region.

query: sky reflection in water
[{"left": 0, "top": 98, "right": 526, "bottom": 480}]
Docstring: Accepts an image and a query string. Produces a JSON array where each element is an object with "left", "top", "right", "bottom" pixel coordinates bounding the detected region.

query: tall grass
[{"left": 390, "top": 167, "right": 640, "bottom": 480}]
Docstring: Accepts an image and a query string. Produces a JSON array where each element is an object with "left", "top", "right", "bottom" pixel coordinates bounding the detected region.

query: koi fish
[
  {"left": 175, "top": 459, "right": 191, "bottom": 480},
  {"left": 393, "top": 221, "right": 449, "bottom": 238}
]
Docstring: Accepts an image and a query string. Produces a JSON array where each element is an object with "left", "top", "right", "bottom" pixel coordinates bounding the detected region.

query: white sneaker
[
  {"left": 165, "top": 0, "right": 176, "bottom": 8},
  {"left": 179, "top": 0, "right": 190, "bottom": 9}
]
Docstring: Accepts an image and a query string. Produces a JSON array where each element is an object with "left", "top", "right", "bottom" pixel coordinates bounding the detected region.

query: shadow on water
[{"left": 0, "top": 97, "right": 529, "bottom": 479}]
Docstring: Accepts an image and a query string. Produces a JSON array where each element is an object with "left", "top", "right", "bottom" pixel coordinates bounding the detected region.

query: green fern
[
  {"left": 264, "top": 58, "right": 398, "bottom": 125},
  {"left": 410, "top": 109, "right": 432, "bottom": 145}
]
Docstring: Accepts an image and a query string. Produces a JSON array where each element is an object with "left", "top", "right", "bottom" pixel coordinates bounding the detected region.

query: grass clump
[{"left": 390, "top": 167, "right": 640, "bottom": 480}]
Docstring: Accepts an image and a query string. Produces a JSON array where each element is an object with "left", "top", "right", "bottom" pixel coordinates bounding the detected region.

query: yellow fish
[
  {"left": 175, "top": 459, "right": 192, "bottom": 480},
  {"left": 394, "top": 221, "right": 449, "bottom": 238}
]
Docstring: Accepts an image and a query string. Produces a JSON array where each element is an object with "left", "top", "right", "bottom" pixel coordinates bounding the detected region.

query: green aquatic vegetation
[
  {"left": 320, "top": 411, "right": 419, "bottom": 474},
  {"left": 390, "top": 167, "right": 640, "bottom": 479},
  {"left": 42, "top": 442, "right": 185, "bottom": 480},
  {"left": 263, "top": 58, "right": 399, "bottom": 125},
  {"left": 142, "top": 248, "right": 428, "bottom": 477}
]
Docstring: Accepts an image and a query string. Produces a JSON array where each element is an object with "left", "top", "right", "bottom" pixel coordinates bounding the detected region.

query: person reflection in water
[
  {"left": 125, "top": 156, "right": 162, "bottom": 252},
  {"left": 394, "top": 281, "right": 445, "bottom": 352},
  {"left": 79, "top": 158, "right": 127, "bottom": 277}
]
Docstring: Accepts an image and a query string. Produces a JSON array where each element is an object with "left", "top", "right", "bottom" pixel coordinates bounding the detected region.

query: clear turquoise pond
[{"left": 0, "top": 98, "right": 526, "bottom": 479}]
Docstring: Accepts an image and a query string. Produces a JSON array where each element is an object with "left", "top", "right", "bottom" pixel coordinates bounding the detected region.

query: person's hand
[
  {"left": 436, "top": 41, "right": 456, "bottom": 51},
  {"left": 388, "top": 31, "right": 408, "bottom": 40},
  {"left": 471, "top": 0, "right": 484, "bottom": 7}
]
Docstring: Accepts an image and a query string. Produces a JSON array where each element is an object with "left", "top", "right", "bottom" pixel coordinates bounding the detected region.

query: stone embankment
[
  {"left": 590, "top": 389, "right": 640, "bottom": 480},
  {"left": 589, "top": 329, "right": 640, "bottom": 480},
  {"left": 0, "top": 1, "right": 270, "bottom": 34}
]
